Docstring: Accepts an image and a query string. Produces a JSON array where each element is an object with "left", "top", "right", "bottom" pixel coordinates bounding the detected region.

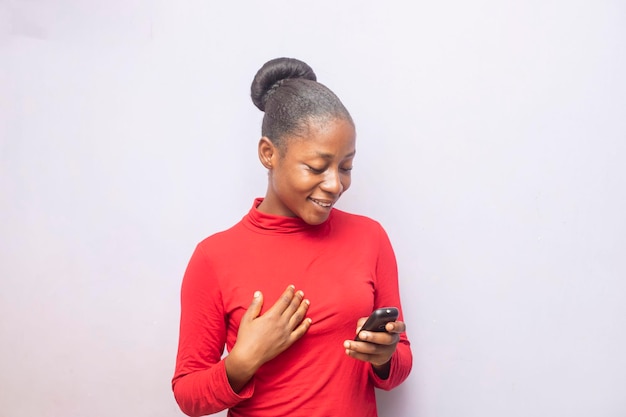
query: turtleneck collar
[{"left": 243, "top": 198, "right": 331, "bottom": 234}]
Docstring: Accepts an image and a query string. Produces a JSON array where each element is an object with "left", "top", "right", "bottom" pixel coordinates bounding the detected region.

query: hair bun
[{"left": 251, "top": 57, "right": 317, "bottom": 111}]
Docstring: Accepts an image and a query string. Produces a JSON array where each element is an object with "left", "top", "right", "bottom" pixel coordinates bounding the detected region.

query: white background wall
[{"left": 1, "top": 1, "right": 625, "bottom": 416}]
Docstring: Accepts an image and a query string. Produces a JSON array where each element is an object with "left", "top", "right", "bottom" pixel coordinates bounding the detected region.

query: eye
[
  {"left": 306, "top": 165, "right": 326, "bottom": 174},
  {"left": 340, "top": 165, "right": 353, "bottom": 173}
]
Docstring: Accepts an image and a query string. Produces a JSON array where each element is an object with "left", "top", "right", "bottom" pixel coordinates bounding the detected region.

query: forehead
[{"left": 284, "top": 118, "right": 356, "bottom": 158}]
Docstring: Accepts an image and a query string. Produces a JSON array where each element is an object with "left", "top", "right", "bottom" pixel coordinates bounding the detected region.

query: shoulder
[
  {"left": 195, "top": 219, "right": 247, "bottom": 252},
  {"left": 330, "top": 208, "right": 386, "bottom": 234}
]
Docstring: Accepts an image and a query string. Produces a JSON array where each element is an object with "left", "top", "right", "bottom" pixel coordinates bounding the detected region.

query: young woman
[{"left": 172, "top": 57, "right": 412, "bottom": 417}]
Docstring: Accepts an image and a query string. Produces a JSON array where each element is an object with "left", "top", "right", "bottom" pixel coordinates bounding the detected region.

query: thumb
[
  {"left": 356, "top": 317, "right": 367, "bottom": 334},
  {"left": 242, "top": 291, "right": 263, "bottom": 323}
]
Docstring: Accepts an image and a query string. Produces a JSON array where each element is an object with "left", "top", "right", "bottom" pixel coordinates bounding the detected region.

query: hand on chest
[{"left": 221, "top": 237, "right": 378, "bottom": 340}]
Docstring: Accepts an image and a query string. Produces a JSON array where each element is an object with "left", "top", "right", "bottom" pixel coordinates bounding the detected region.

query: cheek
[
  {"left": 281, "top": 169, "right": 314, "bottom": 192},
  {"left": 341, "top": 175, "right": 352, "bottom": 192}
]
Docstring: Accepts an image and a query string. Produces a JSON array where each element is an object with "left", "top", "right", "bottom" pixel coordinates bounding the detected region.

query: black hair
[{"left": 250, "top": 57, "right": 353, "bottom": 151}]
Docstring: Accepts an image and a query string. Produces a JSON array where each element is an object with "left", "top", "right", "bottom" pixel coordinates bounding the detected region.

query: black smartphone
[{"left": 354, "top": 307, "right": 399, "bottom": 341}]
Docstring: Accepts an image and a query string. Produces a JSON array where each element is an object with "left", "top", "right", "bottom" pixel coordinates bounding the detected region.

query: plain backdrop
[{"left": 1, "top": 1, "right": 625, "bottom": 416}]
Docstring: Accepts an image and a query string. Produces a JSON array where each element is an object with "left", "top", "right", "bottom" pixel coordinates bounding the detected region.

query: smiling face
[{"left": 257, "top": 117, "right": 356, "bottom": 225}]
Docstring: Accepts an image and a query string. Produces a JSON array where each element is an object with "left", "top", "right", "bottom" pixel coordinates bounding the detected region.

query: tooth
[{"left": 311, "top": 198, "right": 331, "bottom": 207}]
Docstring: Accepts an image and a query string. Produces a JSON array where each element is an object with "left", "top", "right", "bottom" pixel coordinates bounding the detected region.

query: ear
[{"left": 258, "top": 137, "right": 276, "bottom": 169}]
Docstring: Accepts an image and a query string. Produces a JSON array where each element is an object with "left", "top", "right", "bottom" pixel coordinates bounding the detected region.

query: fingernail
[
  {"left": 343, "top": 340, "right": 350, "bottom": 349},
  {"left": 359, "top": 331, "right": 369, "bottom": 340},
  {"left": 254, "top": 291, "right": 261, "bottom": 298},
  {"left": 297, "top": 290, "right": 304, "bottom": 297},
  {"left": 303, "top": 299, "right": 310, "bottom": 305},
  {"left": 288, "top": 284, "right": 295, "bottom": 290}
]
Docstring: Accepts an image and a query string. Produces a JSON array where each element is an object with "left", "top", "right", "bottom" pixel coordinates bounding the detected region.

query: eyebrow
[{"left": 315, "top": 150, "right": 356, "bottom": 160}]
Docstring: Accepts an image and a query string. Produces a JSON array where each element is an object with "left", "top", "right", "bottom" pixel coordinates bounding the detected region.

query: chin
[{"left": 301, "top": 212, "right": 330, "bottom": 226}]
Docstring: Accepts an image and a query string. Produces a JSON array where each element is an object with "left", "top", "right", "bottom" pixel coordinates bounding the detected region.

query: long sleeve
[
  {"left": 370, "top": 224, "right": 413, "bottom": 390},
  {"left": 172, "top": 205, "right": 412, "bottom": 417},
  {"left": 172, "top": 245, "right": 254, "bottom": 416}
]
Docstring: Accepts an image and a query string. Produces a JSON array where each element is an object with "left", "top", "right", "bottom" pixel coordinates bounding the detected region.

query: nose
[{"left": 320, "top": 168, "right": 343, "bottom": 195}]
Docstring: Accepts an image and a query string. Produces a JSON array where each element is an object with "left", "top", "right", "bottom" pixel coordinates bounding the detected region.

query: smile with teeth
[{"left": 310, "top": 198, "right": 333, "bottom": 208}]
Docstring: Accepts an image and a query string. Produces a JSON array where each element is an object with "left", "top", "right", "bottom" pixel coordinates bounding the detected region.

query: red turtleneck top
[{"left": 172, "top": 199, "right": 412, "bottom": 417}]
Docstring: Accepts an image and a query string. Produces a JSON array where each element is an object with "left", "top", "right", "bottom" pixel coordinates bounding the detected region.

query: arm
[
  {"left": 172, "top": 245, "right": 313, "bottom": 416},
  {"left": 343, "top": 224, "right": 413, "bottom": 390},
  {"left": 172, "top": 245, "right": 248, "bottom": 416}
]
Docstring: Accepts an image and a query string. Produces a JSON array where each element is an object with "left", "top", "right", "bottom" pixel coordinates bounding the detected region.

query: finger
[
  {"left": 289, "top": 316, "right": 313, "bottom": 342},
  {"left": 281, "top": 289, "right": 305, "bottom": 319},
  {"left": 344, "top": 340, "right": 377, "bottom": 355},
  {"left": 241, "top": 291, "right": 263, "bottom": 323},
  {"left": 356, "top": 331, "right": 399, "bottom": 346},
  {"left": 345, "top": 349, "right": 390, "bottom": 367},
  {"left": 355, "top": 317, "right": 368, "bottom": 335},
  {"left": 267, "top": 285, "right": 296, "bottom": 315},
  {"left": 385, "top": 320, "right": 406, "bottom": 334},
  {"left": 288, "top": 298, "right": 310, "bottom": 329},
  {"left": 343, "top": 340, "right": 393, "bottom": 366}
]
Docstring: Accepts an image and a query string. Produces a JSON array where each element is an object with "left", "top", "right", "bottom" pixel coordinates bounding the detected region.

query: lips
[{"left": 309, "top": 197, "right": 333, "bottom": 208}]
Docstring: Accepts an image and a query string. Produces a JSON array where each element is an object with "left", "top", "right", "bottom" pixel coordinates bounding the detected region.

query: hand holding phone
[{"left": 354, "top": 307, "right": 399, "bottom": 341}]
